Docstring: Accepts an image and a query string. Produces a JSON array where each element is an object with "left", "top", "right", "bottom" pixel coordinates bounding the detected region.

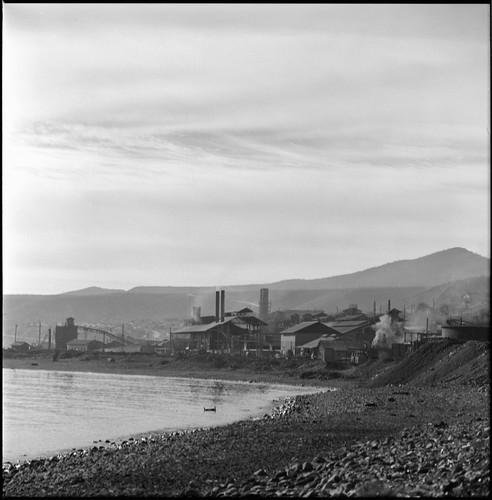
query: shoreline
[
  {"left": 2, "top": 354, "right": 353, "bottom": 388},
  {"left": 3, "top": 351, "right": 490, "bottom": 496},
  {"left": 4, "top": 383, "right": 489, "bottom": 497},
  {"left": 3, "top": 355, "right": 335, "bottom": 465},
  {"left": 3, "top": 373, "right": 331, "bottom": 466}
]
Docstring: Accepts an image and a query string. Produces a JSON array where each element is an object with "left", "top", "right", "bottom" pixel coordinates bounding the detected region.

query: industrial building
[
  {"left": 280, "top": 321, "right": 338, "bottom": 355},
  {"left": 330, "top": 319, "right": 375, "bottom": 350},
  {"left": 441, "top": 324, "right": 489, "bottom": 342},
  {"left": 53, "top": 317, "right": 142, "bottom": 352},
  {"left": 66, "top": 339, "right": 104, "bottom": 353},
  {"left": 55, "top": 317, "right": 78, "bottom": 350},
  {"left": 170, "top": 290, "right": 268, "bottom": 353}
]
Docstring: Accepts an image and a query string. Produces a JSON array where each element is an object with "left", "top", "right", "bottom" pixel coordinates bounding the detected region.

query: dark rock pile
[
  {"left": 199, "top": 418, "right": 489, "bottom": 497},
  {"left": 366, "top": 340, "right": 490, "bottom": 389}
]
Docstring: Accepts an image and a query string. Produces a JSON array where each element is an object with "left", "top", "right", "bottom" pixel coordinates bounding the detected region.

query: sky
[{"left": 3, "top": 4, "right": 490, "bottom": 295}]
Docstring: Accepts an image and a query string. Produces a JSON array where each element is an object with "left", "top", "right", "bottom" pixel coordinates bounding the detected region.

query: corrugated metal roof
[
  {"left": 173, "top": 315, "right": 266, "bottom": 334},
  {"left": 280, "top": 321, "right": 328, "bottom": 334},
  {"left": 297, "top": 338, "right": 323, "bottom": 349},
  {"left": 172, "top": 323, "right": 220, "bottom": 334},
  {"left": 298, "top": 336, "right": 348, "bottom": 350},
  {"left": 332, "top": 320, "right": 370, "bottom": 327},
  {"left": 331, "top": 320, "right": 372, "bottom": 335}
]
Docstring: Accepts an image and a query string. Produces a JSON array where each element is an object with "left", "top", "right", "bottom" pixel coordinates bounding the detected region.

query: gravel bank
[{"left": 3, "top": 384, "right": 489, "bottom": 497}]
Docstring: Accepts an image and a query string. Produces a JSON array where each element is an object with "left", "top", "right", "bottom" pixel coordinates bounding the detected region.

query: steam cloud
[{"left": 372, "top": 313, "right": 405, "bottom": 348}]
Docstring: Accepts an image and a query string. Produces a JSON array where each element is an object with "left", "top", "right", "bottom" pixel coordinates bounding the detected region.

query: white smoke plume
[{"left": 372, "top": 314, "right": 405, "bottom": 348}]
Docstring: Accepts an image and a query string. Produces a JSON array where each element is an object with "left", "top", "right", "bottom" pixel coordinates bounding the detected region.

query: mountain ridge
[
  {"left": 3, "top": 248, "right": 488, "bottom": 335},
  {"left": 108, "top": 247, "right": 488, "bottom": 295},
  {"left": 265, "top": 247, "right": 489, "bottom": 290},
  {"left": 15, "top": 247, "right": 491, "bottom": 297}
]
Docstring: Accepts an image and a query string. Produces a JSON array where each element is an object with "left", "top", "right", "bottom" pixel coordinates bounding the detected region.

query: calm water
[{"left": 2, "top": 368, "right": 321, "bottom": 463}]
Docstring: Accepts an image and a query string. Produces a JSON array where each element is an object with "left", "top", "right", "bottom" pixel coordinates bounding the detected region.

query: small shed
[
  {"left": 11, "top": 341, "right": 31, "bottom": 352},
  {"left": 318, "top": 338, "right": 350, "bottom": 363}
]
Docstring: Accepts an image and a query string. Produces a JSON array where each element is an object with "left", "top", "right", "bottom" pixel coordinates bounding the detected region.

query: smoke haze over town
[{"left": 3, "top": 4, "right": 489, "bottom": 295}]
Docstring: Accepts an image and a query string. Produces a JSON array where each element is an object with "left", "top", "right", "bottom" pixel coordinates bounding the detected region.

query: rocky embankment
[
  {"left": 204, "top": 411, "right": 489, "bottom": 497},
  {"left": 3, "top": 383, "right": 489, "bottom": 497}
]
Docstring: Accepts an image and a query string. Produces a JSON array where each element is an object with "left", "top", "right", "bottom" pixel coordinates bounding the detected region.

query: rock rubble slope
[{"left": 3, "top": 340, "right": 490, "bottom": 497}]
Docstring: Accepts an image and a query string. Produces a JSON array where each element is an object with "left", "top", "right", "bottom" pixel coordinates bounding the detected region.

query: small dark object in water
[
  {"left": 204, "top": 406, "right": 217, "bottom": 412},
  {"left": 31, "top": 363, "right": 38, "bottom": 366}
]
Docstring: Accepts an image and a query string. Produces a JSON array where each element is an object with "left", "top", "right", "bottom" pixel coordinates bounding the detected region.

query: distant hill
[
  {"left": 61, "top": 286, "right": 126, "bottom": 296},
  {"left": 3, "top": 248, "right": 489, "bottom": 333},
  {"left": 265, "top": 248, "right": 489, "bottom": 290},
  {"left": 127, "top": 286, "right": 215, "bottom": 295},
  {"left": 122, "top": 248, "right": 488, "bottom": 294}
]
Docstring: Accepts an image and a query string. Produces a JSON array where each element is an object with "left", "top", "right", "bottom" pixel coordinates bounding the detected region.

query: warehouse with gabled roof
[{"left": 280, "top": 321, "right": 338, "bottom": 355}]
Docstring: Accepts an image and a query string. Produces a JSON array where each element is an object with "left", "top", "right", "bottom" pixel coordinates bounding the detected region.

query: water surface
[{"left": 2, "top": 368, "right": 321, "bottom": 462}]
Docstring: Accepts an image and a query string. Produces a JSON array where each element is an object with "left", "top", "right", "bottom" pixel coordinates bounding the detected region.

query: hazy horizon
[
  {"left": 3, "top": 246, "right": 489, "bottom": 296},
  {"left": 3, "top": 5, "right": 490, "bottom": 295}
]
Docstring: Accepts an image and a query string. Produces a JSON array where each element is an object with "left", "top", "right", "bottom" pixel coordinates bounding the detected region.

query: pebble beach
[
  {"left": 3, "top": 384, "right": 489, "bottom": 497},
  {"left": 3, "top": 344, "right": 490, "bottom": 497}
]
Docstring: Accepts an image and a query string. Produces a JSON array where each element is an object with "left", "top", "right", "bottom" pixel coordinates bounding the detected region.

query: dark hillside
[{"left": 364, "top": 340, "right": 490, "bottom": 388}]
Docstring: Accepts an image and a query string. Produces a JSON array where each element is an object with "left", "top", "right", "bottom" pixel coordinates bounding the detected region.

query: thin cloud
[{"left": 3, "top": 4, "right": 490, "bottom": 294}]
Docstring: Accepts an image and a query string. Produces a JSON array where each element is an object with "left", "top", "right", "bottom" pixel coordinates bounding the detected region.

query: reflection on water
[{"left": 2, "top": 369, "right": 321, "bottom": 463}]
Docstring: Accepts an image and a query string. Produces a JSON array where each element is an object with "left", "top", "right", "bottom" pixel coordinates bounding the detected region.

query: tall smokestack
[
  {"left": 388, "top": 300, "right": 391, "bottom": 312},
  {"left": 220, "top": 290, "right": 225, "bottom": 322},
  {"left": 259, "top": 288, "right": 269, "bottom": 321},
  {"left": 215, "top": 291, "right": 220, "bottom": 322},
  {"left": 373, "top": 301, "right": 376, "bottom": 316},
  {"left": 48, "top": 328, "right": 52, "bottom": 351}
]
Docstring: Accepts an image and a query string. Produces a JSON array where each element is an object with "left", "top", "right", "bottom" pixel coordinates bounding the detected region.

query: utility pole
[
  {"left": 15, "top": 324, "right": 17, "bottom": 342},
  {"left": 39, "top": 322, "right": 41, "bottom": 346}
]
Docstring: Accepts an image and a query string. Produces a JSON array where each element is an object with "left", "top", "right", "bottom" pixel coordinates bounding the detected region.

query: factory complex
[{"left": 10, "top": 286, "right": 489, "bottom": 366}]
